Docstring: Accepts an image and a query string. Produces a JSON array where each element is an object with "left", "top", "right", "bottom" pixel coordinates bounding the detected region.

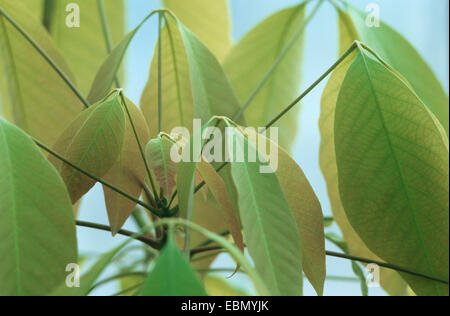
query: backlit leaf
[
  {"left": 341, "top": 4, "right": 449, "bottom": 135},
  {"left": 334, "top": 46, "right": 449, "bottom": 296},
  {"left": 49, "top": 94, "right": 126, "bottom": 203},
  {"left": 0, "top": 0, "right": 84, "bottom": 146},
  {"left": 0, "top": 118, "right": 77, "bottom": 296},
  {"left": 226, "top": 125, "right": 303, "bottom": 296},
  {"left": 103, "top": 97, "right": 150, "bottom": 235},
  {"left": 224, "top": 4, "right": 306, "bottom": 151}
]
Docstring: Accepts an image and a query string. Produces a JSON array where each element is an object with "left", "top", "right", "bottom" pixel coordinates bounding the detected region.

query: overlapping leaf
[
  {"left": 103, "top": 97, "right": 150, "bottom": 235},
  {"left": 0, "top": 118, "right": 77, "bottom": 296},
  {"left": 340, "top": 4, "right": 449, "bottom": 135},
  {"left": 224, "top": 3, "right": 306, "bottom": 151},
  {"left": 49, "top": 95, "right": 126, "bottom": 203},
  {"left": 163, "top": 0, "right": 232, "bottom": 61},
  {"left": 334, "top": 46, "right": 449, "bottom": 296},
  {"left": 0, "top": 0, "right": 84, "bottom": 146},
  {"left": 226, "top": 125, "right": 303, "bottom": 296}
]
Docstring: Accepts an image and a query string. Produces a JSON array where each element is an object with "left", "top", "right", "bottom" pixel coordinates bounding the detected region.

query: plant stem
[
  {"left": 232, "top": 0, "right": 324, "bottom": 122},
  {"left": 0, "top": 8, "right": 90, "bottom": 109},
  {"left": 91, "top": 271, "right": 146, "bottom": 292},
  {"left": 119, "top": 92, "right": 160, "bottom": 202},
  {"left": 157, "top": 11, "right": 163, "bottom": 134},
  {"left": 97, "top": 0, "right": 121, "bottom": 88},
  {"left": 76, "top": 220, "right": 161, "bottom": 249},
  {"left": 34, "top": 138, "right": 163, "bottom": 216}
]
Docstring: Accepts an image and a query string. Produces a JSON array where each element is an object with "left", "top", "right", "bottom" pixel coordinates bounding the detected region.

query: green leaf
[
  {"left": 47, "top": 0, "right": 125, "bottom": 95},
  {"left": 50, "top": 241, "right": 130, "bottom": 296},
  {"left": 103, "top": 97, "right": 150, "bottom": 235},
  {"left": 139, "top": 234, "right": 208, "bottom": 296},
  {"left": 0, "top": 0, "right": 84, "bottom": 146},
  {"left": 18, "top": 0, "right": 44, "bottom": 21},
  {"left": 163, "top": 0, "right": 232, "bottom": 61},
  {"left": 340, "top": 4, "right": 449, "bottom": 136},
  {"left": 146, "top": 136, "right": 178, "bottom": 199},
  {"left": 226, "top": 125, "right": 303, "bottom": 296},
  {"left": 325, "top": 233, "right": 368, "bottom": 296},
  {"left": 204, "top": 276, "right": 250, "bottom": 296},
  {"left": 320, "top": 13, "right": 410, "bottom": 297},
  {"left": 244, "top": 128, "right": 325, "bottom": 295},
  {"left": 223, "top": 3, "right": 306, "bottom": 151},
  {"left": 0, "top": 118, "right": 77, "bottom": 296},
  {"left": 49, "top": 94, "right": 126, "bottom": 203},
  {"left": 334, "top": 46, "right": 449, "bottom": 296}
]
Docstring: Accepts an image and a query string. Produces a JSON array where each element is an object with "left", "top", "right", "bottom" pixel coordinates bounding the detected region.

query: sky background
[{"left": 77, "top": 0, "right": 449, "bottom": 296}]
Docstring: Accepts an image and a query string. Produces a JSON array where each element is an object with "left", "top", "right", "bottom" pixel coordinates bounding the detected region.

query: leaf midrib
[{"left": 359, "top": 51, "right": 440, "bottom": 295}]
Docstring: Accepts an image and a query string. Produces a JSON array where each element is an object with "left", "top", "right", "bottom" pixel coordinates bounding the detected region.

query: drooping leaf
[
  {"left": 50, "top": 241, "right": 130, "bottom": 296},
  {"left": 163, "top": 0, "right": 232, "bottom": 61},
  {"left": 49, "top": 94, "right": 126, "bottom": 203},
  {"left": 196, "top": 160, "right": 245, "bottom": 256},
  {"left": 243, "top": 127, "right": 326, "bottom": 295},
  {"left": 103, "top": 97, "right": 150, "bottom": 235},
  {"left": 146, "top": 135, "right": 178, "bottom": 199},
  {"left": 139, "top": 234, "right": 208, "bottom": 296},
  {"left": 119, "top": 273, "right": 145, "bottom": 296},
  {"left": 340, "top": 4, "right": 449, "bottom": 135},
  {"left": 226, "top": 125, "right": 303, "bottom": 296},
  {"left": 319, "top": 13, "right": 409, "bottom": 297},
  {"left": 140, "top": 16, "right": 194, "bottom": 137},
  {"left": 47, "top": 0, "right": 125, "bottom": 94},
  {"left": 223, "top": 3, "right": 306, "bottom": 151},
  {"left": 0, "top": 118, "right": 77, "bottom": 296},
  {"left": 0, "top": 0, "right": 84, "bottom": 146},
  {"left": 334, "top": 46, "right": 449, "bottom": 296}
]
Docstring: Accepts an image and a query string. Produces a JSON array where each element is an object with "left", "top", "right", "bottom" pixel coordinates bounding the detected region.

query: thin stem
[
  {"left": 157, "top": 12, "right": 163, "bottom": 134},
  {"left": 119, "top": 92, "right": 160, "bottom": 203},
  {"left": 0, "top": 8, "right": 90, "bottom": 108},
  {"left": 91, "top": 271, "right": 146, "bottom": 292},
  {"left": 169, "top": 42, "right": 358, "bottom": 214},
  {"left": 232, "top": 0, "right": 324, "bottom": 122},
  {"left": 34, "top": 138, "right": 163, "bottom": 216},
  {"left": 77, "top": 219, "right": 450, "bottom": 285},
  {"left": 111, "top": 282, "right": 143, "bottom": 296},
  {"left": 76, "top": 220, "right": 161, "bottom": 249},
  {"left": 97, "top": 0, "right": 121, "bottom": 88},
  {"left": 262, "top": 41, "right": 357, "bottom": 131}
]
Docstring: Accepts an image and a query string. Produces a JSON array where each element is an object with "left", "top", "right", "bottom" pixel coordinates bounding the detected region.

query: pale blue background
[{"left": 78, "top": 0, "right": 449, "bottom": 296}]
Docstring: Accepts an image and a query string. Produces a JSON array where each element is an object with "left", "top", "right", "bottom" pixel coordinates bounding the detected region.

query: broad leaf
[
  {"left": 146, "top": 136, "right": 178, "bottom": 199},
  {"left": 50, "top": 241, "right": 130, "bottom": 296},
  {"left": 226, "top": 126, "right": 303, "bottom": 296},
  {"left": 139, "top": 235, "right": 208, "bottom": 296},
  {"left": 341, "top": 4, "right": 449, "bottom": 135},
  {"left": 334, "top": 47, "right": 449, "bottom": 296},
  {"left": 223, "top": 4, "right": 306, "bottom": 151},
  {"left": 320, "top": 12, "right": 410, "bottom": 297},
  {"left": 0, "top": 118, "right": 77, "bottom": 296},
  {"left": 47, "top": 0, "right": 125, "bottom": 94},
  {"left": 163, "top": 0, "right": 232, "bottom": 61},
  {"left": 103, "top": 98, "right": 150, "bottom": 235},
  {"left": 49, "top": 95, "right": 126, "bottom": 203},
  {"left": 0, "top": 0, "right": 84, "bottom": 146}
]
